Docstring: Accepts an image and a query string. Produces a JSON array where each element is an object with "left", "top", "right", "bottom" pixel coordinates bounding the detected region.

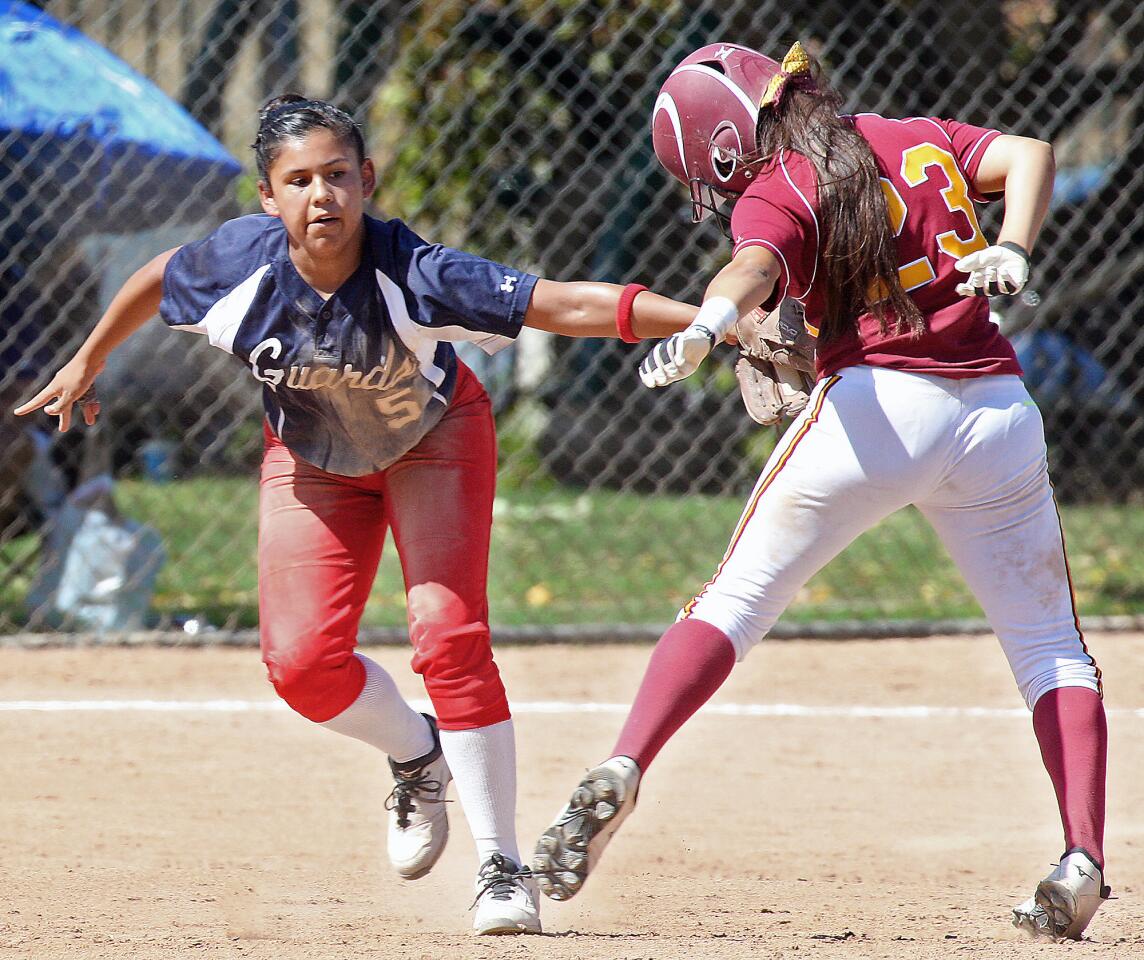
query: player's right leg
[
  {"left": 257, "top": 424, "right": 450, "bottom": 880},
  {"left": 917, "top": 374, "right": 1108, "bottom": 939}
]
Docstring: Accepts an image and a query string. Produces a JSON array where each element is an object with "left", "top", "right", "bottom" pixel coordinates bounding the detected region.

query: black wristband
[{"left": 998, "top": 241, "right": 1031, "bottom": 265}]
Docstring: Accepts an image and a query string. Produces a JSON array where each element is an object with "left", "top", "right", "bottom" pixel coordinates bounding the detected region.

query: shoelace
[
  {"left": 384, "top": 766, "right": 446, "bottom": 829},
  {"left": 470, "top": 853, "right": 531, "bottom": 908}
]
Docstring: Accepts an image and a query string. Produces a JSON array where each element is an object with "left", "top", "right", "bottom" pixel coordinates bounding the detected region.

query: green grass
[{"left": 5, "top": 475, "right": 1144, "bottom": 632}]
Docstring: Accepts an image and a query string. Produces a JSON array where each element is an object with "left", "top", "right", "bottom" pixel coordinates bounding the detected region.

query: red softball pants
[{"left": 257, "top": 363, "right": 508, "bottom": 730}]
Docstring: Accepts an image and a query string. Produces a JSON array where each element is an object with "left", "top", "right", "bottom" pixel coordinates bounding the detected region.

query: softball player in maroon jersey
[
  {"left": 533, "top": 42, "right": 1109, "bottom": 941},
  {"left": 15, "top": 94, "right": 696, "bottom": 936}
]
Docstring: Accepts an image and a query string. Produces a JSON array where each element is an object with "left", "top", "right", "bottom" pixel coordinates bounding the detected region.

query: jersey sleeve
[
  {"left": 371, "top": 217, "right": 539, "bottom": 355},
  {"left": 930, "top": 118, "right": 1004, "bottom": 202},
  {"left": 160, "top": 215, "right": 283, "bottom": 331},
  {"left": 729, "top": 155, "right": 819, "bottom": 311}
]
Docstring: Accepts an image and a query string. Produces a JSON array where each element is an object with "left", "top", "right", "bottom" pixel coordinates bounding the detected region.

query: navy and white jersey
[{"left": 160, "top": 214, "right": 538, "bottom": 476}]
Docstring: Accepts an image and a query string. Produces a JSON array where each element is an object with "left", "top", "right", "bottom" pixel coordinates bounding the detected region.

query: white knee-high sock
[
  {"left": 320, "top": 654, "right": 435, "bottom": 762},
  {"left": 438, "top": 719, "right": 519, "bottom": 865}
]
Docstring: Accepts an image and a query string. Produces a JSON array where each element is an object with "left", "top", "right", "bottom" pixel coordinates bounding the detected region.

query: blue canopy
[{"left": 0, "top": 1, "right": 241, "bottom": 231}]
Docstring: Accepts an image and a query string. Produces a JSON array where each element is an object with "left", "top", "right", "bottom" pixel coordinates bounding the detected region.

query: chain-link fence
[{"left": 3, "top": 0, "right": 1143, "bottom": 635}]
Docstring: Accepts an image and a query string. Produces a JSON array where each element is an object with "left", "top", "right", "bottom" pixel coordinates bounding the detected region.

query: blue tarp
[{"left": 0, "top": 0, "right": 241, "bottom": 231}]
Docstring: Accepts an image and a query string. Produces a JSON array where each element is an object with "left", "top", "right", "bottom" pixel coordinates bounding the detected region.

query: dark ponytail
[
  {"left": 755, "top": 61, "right": 925, "bottom": 344},
  {"left": 252, "top": 93, "right": 366, "bottom": 182}
]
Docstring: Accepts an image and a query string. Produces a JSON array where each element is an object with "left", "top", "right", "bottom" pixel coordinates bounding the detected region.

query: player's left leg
[
  {"left": 383, "top": 363, "right": 538, "bottom": 935},
  {"left": 917, "top": 374, "right": 1108, "bottom": 940}
]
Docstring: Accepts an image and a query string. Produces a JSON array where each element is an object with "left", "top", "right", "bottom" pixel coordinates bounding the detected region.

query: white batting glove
[
  {"left": 638, "top": 325, "right": 717, "bottom": 387},
  {"left": 638, "top": 296, "right": 739, "bottom": 389},
  {"left": 955, "top": 242, "right": 1030, "bottom": 298}
]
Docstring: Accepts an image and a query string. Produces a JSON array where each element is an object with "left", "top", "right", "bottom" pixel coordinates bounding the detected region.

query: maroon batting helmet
[{"left": 652, "top": 42, "right": 804, "bottom": 224}]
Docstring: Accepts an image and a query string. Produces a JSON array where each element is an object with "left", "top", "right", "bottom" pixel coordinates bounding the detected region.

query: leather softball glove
[{"left": 733, "top": 298, "right": 817, "bottom": 426}]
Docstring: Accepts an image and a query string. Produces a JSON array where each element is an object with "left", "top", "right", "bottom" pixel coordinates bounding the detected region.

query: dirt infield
[{"left": 2, "top": 634, "right": 1143, "bottom": 959}]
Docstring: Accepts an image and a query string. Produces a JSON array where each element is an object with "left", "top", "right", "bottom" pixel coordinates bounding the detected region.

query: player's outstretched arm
[
  {"left": 522, "top": 279, "right": 698, "bottom": 340},
  {"left": 14, "top": 246, "right": 181, "bottom": 431},
  {"left": 640, "top": 246, "right": 780, "bottom": 388}
]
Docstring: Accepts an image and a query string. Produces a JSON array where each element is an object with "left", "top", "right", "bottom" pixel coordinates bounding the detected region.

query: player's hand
[
  {"left": 13, "top": 356, "right": 105, "bottom": 432},
  {"left": 638, "top": 324, "right": 716, "bottom": 388},
  {"left": 955, "top": 242, "right": 1030, "bottom": 298}
]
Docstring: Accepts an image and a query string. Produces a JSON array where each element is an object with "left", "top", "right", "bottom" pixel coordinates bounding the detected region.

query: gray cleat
[{"left": 531, "top": 756, "right": 641, "bottom": 901}]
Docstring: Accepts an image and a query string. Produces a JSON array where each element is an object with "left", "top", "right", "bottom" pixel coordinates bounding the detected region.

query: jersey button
[{"left": 320, "top": 308, "right": 332, "bottom": 320}]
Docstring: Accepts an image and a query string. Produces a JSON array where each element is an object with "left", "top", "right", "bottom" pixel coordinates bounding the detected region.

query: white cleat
[
  {"left": 385, "top": 715, "right": 451, "bottom": 880},
  {"left": 531, "top": 755, "right": 641, "bottom": 901},
  {"left": 1012, "top": 849, "right": 1110, "bottom": 941},
  {"left": 471, "top": 854, "right": 542, "bottom": 935}
]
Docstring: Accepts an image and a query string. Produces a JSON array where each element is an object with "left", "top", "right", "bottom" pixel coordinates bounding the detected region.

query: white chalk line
[{"left": 1, "top": 699, "right": 1142, "bottom": 719}]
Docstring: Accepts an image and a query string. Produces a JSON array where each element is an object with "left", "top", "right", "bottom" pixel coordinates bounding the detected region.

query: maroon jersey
[{"left": 729, "top": 114, "right": 1021, "bottom": 379}]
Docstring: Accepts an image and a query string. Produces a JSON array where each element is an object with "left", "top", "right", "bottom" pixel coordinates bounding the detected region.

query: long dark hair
[
  {"left": 754, "top": 61, "right": 924, "bottom": 344},
  {"left": 252, "top": 94, "right": 366, "bottom": 183}
]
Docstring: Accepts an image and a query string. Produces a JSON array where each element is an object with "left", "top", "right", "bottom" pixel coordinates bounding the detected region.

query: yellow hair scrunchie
[{"left": 759, "top": 40, "right": 812, "bottom": 109}]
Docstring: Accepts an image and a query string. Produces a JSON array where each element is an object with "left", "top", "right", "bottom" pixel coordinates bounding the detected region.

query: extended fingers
[
  {"left": 16, "top": 383, "right": 97, "bottom": 431},
  {"left": 12, "top": 385, "right": 58, "bottom": 417}
]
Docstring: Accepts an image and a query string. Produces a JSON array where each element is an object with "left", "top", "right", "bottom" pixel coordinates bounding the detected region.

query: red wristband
[{"left": 616, "top": 283, "right": 648, "bottom": 343}]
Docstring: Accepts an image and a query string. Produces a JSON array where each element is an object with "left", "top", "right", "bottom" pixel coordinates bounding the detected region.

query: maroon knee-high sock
[
  {"left": 612, "top": 618, "right": 736, "bottom": 772},
  {"left": 1031, "top": 686, "right": 1107, "bottom": 869}
]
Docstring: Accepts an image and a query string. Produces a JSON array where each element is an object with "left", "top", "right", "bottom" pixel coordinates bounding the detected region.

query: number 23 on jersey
[{"left": 879, "top": 143, "right": 988, "bottom": 292}]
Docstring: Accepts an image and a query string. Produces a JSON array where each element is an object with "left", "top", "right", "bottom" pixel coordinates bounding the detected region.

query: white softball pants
[{"left": 683, "top": 365, "right": 1101, "bottom": 709}]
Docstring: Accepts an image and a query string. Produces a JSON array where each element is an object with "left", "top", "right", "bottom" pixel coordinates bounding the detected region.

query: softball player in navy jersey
[
  {"left": 16, "top": 94, "right": 696, "bottom": 936},
  {"left": 533, "top": 43, "right": 1110, "bottom": 942}
]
